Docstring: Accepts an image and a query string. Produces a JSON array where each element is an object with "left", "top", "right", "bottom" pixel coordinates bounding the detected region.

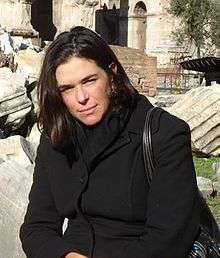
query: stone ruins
[{"left": 0, "top": 0, "right": 184, "bottom": 66}]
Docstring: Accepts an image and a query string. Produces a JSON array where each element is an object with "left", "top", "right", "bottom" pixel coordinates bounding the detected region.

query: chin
[{"left": 79, "top": 115, "right": 102, "bottom": 126}]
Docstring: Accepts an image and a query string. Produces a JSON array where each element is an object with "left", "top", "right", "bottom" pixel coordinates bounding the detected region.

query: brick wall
[{"left": 111, "top": 45, "right": 157, "bottom": 96}]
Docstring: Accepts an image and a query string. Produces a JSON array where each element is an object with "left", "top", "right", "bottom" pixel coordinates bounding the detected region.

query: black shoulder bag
[{"left": 143, "top": 107, "right": 220, "bottom": 258}]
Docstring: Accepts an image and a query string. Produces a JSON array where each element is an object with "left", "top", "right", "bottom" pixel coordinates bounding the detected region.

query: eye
[
  {"left": 85, "top": 78, "right": 97, "bottom": 85},
  {"left": 59, "top": 85, "right": 75, "bottom": 94}
]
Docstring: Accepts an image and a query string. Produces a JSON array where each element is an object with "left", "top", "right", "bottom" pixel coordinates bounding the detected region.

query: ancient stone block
[
  {"left": 168, "top": 85, "right": 220, "bottom": 156},
  {"left": 0, "top": 135, "right": 35, "bottom": 168},
  {"left": 0, "top": 158, "right": 32, "bottom": 258},
  {"left": 0, "top": 67, "right": 32, "bottom": 130},
  {"left": 197, "top": 176, "right": 214, "bottom": 197},
  {"left": 14, "top": 48, "right": 44, "bottom": 78}
]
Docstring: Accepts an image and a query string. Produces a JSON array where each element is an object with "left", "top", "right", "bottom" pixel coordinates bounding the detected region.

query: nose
[{"left": 75, "top": 85, "right": 89, "bottom": 104}]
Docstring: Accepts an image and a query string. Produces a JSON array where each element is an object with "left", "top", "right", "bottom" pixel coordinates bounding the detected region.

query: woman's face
[{"left": 56, "top": 56, "right": 113, "bottom": 126}]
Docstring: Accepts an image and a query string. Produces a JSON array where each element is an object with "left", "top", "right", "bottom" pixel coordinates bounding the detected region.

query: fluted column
[
  {"left": 0, "top": 0, "right": 37, "bottom": 36},
  {"left": 53, "top": 0, "right": 99, "bottom": 35},
  {"left": 53, "top": 0, "right": 64, "bottom": 35}
]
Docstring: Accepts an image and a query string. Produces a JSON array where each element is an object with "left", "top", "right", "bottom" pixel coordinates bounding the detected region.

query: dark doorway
[
  {"left": 95, "top": 1, "right": 129, "bottom": 46},
  {"left": 95, "top": 4, "right": 120, "bottom": 45},
  {"left": 31, "top": 0, "right": 57, "bottom": 41}
]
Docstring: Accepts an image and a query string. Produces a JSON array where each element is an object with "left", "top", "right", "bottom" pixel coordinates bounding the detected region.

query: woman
[{"left": 20, "top": 26, "right": 200, "bottom": 258}]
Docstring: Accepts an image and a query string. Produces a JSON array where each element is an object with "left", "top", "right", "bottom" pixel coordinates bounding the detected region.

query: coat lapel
[
  {"left": 97, "top": 131, "right": 131, "bottom": 161},
  {"left": 85, "top": 127, "right": 131, "bottom": 171}
]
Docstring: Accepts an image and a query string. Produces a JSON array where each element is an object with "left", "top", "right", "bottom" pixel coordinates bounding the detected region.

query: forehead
[{"left": 55, "top": 56, "right": 105, "bottom": 85}]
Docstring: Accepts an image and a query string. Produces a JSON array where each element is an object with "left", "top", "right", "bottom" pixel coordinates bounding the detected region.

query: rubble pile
[{"left": 0, "top": 28, "right": 43, "bottom": 140}]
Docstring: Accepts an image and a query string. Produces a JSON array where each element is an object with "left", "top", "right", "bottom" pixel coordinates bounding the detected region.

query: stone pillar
[
  {"left": 53, "top": 0, "right": 99, "bottom": 35},
  {"left": 53, "top": 0, "right": 64, "bottom": 35},
  {"left": 128, "top": 15, "right": 147, "bottom": 50},
  {"left": 0, "top": 0, "right": 37, "bottom": 36},
  {"left": 127, "top": 1, "right": 147, "bottom": 50}
]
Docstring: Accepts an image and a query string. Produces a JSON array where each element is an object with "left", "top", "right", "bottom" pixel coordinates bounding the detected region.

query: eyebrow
[{"left": 58, "top": 73, "right": 98, "bottom": 88}]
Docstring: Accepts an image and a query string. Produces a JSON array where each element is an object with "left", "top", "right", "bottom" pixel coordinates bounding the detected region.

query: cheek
[
  {"left": 62, "top": 96, "right": 77, "bottom": 111},
  {"left": 98, "top": 90, "right": 110, "bottom": 110},
  {"left": 97, "top": 82, "right": 111, "bottom": 104}
]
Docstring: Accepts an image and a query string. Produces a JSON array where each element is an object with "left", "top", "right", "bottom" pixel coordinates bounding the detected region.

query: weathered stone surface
[
  {"left": 6, "top": 109, "right": 31, "bottom": 130},
  {"left": 197, "top": 176, "right": 214, "bottom": 197},
  {"left": 11, "top": 36, "right": 30, "bottom": 52},
  {"left": 0, "top": 159, "right": 32, "bottom": 258},
  {"left": 212, "top": 162, "right": 220, "bottom": 186},
  {"left": 168, "top": 85, "right": 220, "bottom": 156},
  {"left": 0, "top": 29, "right": 39, "bottom": 54},
  {"left": 146, "top": 96, "right": 158, "bottom": 106},
  {"left": 0, "top": 126, "right": 40, "bottom": 255},
  {"left": 213, "top": 181, "right": 220, "bottom": 196},
  {"left": 0, "top": 135, "right": 35, "bottom": 168},
  {"left": 26, "top": 123, "right": 41, "bottom": 160},
  {"left": 0, "top": 32, "right": 14, "bottom": 54},
  {"left": 212, "top": 162, "right": 220, "bottom": 174},
  {"left": 0, "top": 131, "right": 41, "bottom": 257},
  {"left": 0, "top": 51, "right": 15, "bottom": 69},
  {"left": 154, "top": 94, "right": 184, "bottom": 108},
  {"left": 0, "top": 67, "right": 32, "bottom": 130},
  {"left": 0, "top": 67, "right": 25, "bottom": 97},
  {"left": 14, "top": 49, "right": 44, "bottom": 79},
  {"left": 111, "top": 46, "right": 157, "bottom": 95},
  {"left": 79, "top": 0, "right": 99, "bottom": 28},
  {"left": 0, "top": 25, "right": 4, "bottom": 34},
  {"left": 0, "top": 0, "right": 34, "bottom": 33},
  {"left": 53, "top": 0, "right": 99, "bottom": 35},
  {"left": 30, "top": 83, "right": 39, "bottom": 114}
]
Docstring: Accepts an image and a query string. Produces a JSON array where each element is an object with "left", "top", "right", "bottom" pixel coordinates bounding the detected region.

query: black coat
[{"left": 20, "top": 95, "right": 200, "bottom": 258}]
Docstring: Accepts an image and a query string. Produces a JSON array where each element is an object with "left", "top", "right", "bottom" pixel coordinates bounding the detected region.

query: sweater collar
[{"left": 75, "top": 104, "right": 132, "bottom": 170}]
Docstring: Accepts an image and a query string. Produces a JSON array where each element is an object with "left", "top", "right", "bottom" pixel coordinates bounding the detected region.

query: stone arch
[
  {"left": 134, "top": 1, "right": 147, "bottom": 15},
  {"left": 128, "top": 1, "right": 147, "bottom": 50},
  {"left": 31, "top": 0, "right": 57, "bottom": 41},
  {"left": 128, "top": 0, "right": 148, "bottom": 16}
]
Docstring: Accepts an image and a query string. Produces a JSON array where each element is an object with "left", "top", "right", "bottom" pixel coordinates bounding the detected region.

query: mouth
[{"left": 79, "top": 105, "right": 97, "bottom": 115}]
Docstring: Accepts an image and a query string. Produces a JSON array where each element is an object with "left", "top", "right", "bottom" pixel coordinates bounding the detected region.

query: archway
[
  {"left": 128, "top": 1, "right": 147, "bottom": 50},
  {"left": 31, "top": 0, "right": 57, "bottom": 41}
]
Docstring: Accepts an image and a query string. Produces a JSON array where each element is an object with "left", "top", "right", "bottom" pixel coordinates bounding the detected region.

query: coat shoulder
[
  {"left": 128, "top": 94, "right": 190, "bottom": 136},
  {"left": 152, "top": 109, "right": 190, "bottom": 135}
]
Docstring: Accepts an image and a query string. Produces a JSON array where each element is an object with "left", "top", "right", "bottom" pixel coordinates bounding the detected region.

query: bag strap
[
  {"left": 143, "top": 107, "right": 220, "bottom": 245},
  {"left": 142, "top": 106, "right": 162, "bottom": 185}
]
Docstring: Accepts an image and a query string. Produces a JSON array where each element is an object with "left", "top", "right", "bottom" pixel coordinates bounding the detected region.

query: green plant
[
  {"left": 193, "top": 156, "right": 220, "bottom": 225},
  {"left": 168, "top": 0, "right": 220, "bottom": 57},
  {"left": 207, "top": 195, "right": 220, "bottom": 225},
  {"left": 193, "top": 156, "right": 220, "bottom": 180}
]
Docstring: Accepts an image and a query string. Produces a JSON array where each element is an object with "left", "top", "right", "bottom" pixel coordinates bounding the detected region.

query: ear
[{"left": 109, "top": 62, "right": 117, "bottom": 74}]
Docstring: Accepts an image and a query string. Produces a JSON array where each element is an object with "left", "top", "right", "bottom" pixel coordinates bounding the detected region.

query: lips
[{"left": 79, "top": 105, "right": 97, "bottom": 115}]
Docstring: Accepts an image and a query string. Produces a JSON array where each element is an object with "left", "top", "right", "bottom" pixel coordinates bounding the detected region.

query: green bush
[
  {"left": 193, "top": 156, "right": 220, "bottom": 225},
  {"left": 193, "top": 156, "right": 220, "bottom": 180}
]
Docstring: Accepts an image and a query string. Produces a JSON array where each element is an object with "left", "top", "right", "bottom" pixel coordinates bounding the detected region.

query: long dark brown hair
[{"left": 37, "top": 26, "right": 137, "bottom": 149}]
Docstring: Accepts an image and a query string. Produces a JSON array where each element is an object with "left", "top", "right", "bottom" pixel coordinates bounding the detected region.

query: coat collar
[
  {"left": 65, "top": 94, "right": 155, "bottom": 170},
  {"left": 75, "top": 104, "right": 132, "bottom": 170},
  {"left": 95, "top": 95, "right": 154, "bottom": 162},
  {"left": 126, "top": 94, "right": 154, "bottom": 135}
]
